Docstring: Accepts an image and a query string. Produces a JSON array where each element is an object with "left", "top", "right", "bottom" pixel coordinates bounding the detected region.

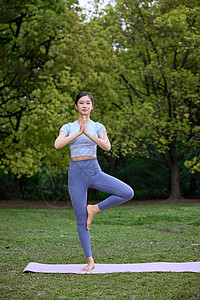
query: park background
[
  {"left": 1, "top": 1, "right": 200, "bottom": 299},
  {"left": 0, "top": 0, "right": 200, "bottom": 203}
]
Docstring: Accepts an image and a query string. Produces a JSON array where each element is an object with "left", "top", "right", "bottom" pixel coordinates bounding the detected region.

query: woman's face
[{"left": 75, "top": 96, "right": 93, "bottom": 116}]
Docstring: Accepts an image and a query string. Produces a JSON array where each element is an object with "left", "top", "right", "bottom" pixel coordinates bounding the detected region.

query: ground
[{"left": 0, "top": 198, "right": 199, "bottom": 209}]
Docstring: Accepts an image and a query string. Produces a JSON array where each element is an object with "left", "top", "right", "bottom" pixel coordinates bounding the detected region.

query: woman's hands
[{"left": 79, "top": 115, "right": 88, "bottom": 135}]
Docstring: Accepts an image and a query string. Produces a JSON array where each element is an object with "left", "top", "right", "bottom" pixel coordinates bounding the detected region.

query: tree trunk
[
  {"left": 168, "top": 142, "right": 183, "bottom": 202},
  {"left": 106, "top": 155, "right": 119, "bottom": 176},
  {"left": 14, "top": 175, "right": 21, "bottom": 201},
  {"left": 108, "top": 156, "right": 116, "bottom": 176}
]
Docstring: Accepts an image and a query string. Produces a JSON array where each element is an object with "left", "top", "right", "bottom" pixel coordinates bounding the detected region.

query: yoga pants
[{"left": 68, "top": 158, "right": 134, "bottom": 258}]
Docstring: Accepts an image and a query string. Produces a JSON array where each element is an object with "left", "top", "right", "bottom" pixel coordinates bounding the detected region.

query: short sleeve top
[{"left": 60, "top": 119, "right": 106, "bottom": 158}]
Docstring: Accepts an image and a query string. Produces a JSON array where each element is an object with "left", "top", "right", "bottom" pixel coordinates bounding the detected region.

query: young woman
[{"left": 54, "top": 91, "right": 134, "bottom": 271}]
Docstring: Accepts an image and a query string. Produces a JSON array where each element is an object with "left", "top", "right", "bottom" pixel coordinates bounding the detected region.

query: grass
[{"left": 0, "top": 203, "right": 200, "bottom": 299}]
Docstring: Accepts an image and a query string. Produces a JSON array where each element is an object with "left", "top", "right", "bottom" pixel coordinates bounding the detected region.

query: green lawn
[{"left": 1, "top": 203, "right": 200, "bottom": 299}]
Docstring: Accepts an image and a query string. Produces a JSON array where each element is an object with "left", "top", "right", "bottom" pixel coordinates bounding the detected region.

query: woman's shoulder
[
  {"left": 60, "top": 120, "right": 78, "bottom": 132},
  {"left": 90, "top": 120, "right": 104, "bottom": 127},
  {"left": 90, "top": 120, "right": 106, "bottom": 133},
  {"left": 61, "top": 120, "right": 77, "bottom": 127}
]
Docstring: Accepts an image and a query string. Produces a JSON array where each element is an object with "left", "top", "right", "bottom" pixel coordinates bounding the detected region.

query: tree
[
  {"left": 0, "top": 0, "right": 80, "bottom": 198},
  {"left": 0, "top": 0, "right": 118, "bottom": 199},
  {"left": 96, "top": 0, "right": 200, "bottom": 201}
]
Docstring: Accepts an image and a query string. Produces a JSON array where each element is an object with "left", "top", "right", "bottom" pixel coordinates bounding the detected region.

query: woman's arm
[
  {"left": 81, "top": 116, "right": 111, "bottom": 151},
  {"left": 54, "top": 130, "right": 82, "bottom": 149},
  {"left": 55, "top": 117, "right": 111, "bottom": 151},
  {"left": 85, "top": 130, "right": 111, "bottom": 152}
]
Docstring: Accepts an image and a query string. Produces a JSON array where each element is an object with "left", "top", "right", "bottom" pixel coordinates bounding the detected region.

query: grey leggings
[{"left": 68, "top": 158, "right": 134, "bottom": 258}]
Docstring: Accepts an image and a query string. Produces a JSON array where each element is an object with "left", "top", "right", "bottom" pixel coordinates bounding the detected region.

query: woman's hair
[{"left": 75, "top": 91, "right": 94, "bottom": 106}]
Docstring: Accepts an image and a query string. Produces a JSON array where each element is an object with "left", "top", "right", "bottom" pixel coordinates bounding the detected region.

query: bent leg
[
  {"left": 91, "top": 171, "right": 134, "bottom": 211},
  {"left": 68, "top": 170, "right": 92, "bottom": 258}
]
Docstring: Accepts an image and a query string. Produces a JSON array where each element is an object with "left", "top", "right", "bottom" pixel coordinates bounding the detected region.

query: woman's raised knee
[{"left": 124, "top": 186, "right": 134, "bottom": 200}]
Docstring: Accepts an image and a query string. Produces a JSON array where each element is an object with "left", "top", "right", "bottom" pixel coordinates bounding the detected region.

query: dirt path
[{"left": 0, "top": 199, "right": 199, "bottom": 209}]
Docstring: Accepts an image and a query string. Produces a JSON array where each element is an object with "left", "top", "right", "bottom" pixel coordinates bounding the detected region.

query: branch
[
  {"left": 0, "top": 94, "right": 29, "bottom": 108},
  {"left": 173, "top": 48, "right": 178, "bottom": 70},
  {"left": 0, "top": 72, "right": 18, "bottom": 92},
  {"left": 9, "top": 13, "right": 26, "bottom": 38},
  {"left": 159, "top": 153, "right": 170, "bottom": 168},
  {"left": 120, "top": 74, "right": 143, "bottom": 100},
  {"left": 161, "top": 40, "right": 166, "bottom": 64},
  {"left": 113, "top": 102, "right": 122, "bottom": 109},
  {"left": 150, "top": 73, "right": 158, "bottom": 97},
  {"left": 181, "top": 50, "right": 190, "bottom": 68},
  {"left": 0, "top": 130, "right": 10, "bottom": 136},
  {"left": 160, "top": 70, "right": 172, "bottom": 120}
]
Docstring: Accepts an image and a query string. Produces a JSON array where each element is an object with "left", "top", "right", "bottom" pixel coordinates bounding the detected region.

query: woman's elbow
[
  {"left": 54, "top": 141, "right": 60, "bottom": 150},
  {"left": 105, "top": 144, "right": 111, "bottom": 151}
]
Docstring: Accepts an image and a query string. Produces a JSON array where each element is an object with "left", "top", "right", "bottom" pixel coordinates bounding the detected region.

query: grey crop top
[{"left": 60, "top": 120, "right": 107, "bottom": 158}]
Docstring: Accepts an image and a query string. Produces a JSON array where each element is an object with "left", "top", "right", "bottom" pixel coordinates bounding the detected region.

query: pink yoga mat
[{"left": 23, "top": 262, "right": 200, "bottom": 274}]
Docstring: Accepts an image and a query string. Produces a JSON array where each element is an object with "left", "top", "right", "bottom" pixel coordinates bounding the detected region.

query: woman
[{"left": 54, "top": 91, "right": 134, "bottom": 271}]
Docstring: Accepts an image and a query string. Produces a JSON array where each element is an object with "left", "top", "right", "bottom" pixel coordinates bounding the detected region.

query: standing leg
[{"left": 68, "top": 169, "right": 93, "bottom": 261}]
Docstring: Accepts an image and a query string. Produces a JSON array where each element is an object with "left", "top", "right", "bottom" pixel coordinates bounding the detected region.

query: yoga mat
[{"left": 23, "top": 262, "right": 200, "bottom": 274}]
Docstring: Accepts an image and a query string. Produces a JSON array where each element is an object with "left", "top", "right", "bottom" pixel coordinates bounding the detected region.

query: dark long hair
[{"left": 75, "top": 91, "right": 94, "bottom": 106}]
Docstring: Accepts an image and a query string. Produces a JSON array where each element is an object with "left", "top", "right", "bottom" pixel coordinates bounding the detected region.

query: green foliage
[
  {"left": 1, "top": 0, "right": 199, "bottom": 200},
  {"left": 0, "top": 0, "right": 118, "bottom": 181},
  {"left": 106, "top": 0, "right": 200, "bottom": 158},
  {"left": 0, "top": 0, "right": 76, "bottom": 177},
  {"left": 91, "top": 0, "right": 200, "bottom": 199}
]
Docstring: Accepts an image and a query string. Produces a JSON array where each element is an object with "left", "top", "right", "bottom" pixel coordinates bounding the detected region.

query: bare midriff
[{"left": 71, "top": 156, "right": 96, "bottom": 161}]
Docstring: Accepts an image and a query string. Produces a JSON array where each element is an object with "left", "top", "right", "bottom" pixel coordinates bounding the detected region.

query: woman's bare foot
[
  {"left": 87, "top": 204, "right": 100, "bottom": 230},
  {"left": 82, "top": 257, "right": 95, "bottom": 272}
]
